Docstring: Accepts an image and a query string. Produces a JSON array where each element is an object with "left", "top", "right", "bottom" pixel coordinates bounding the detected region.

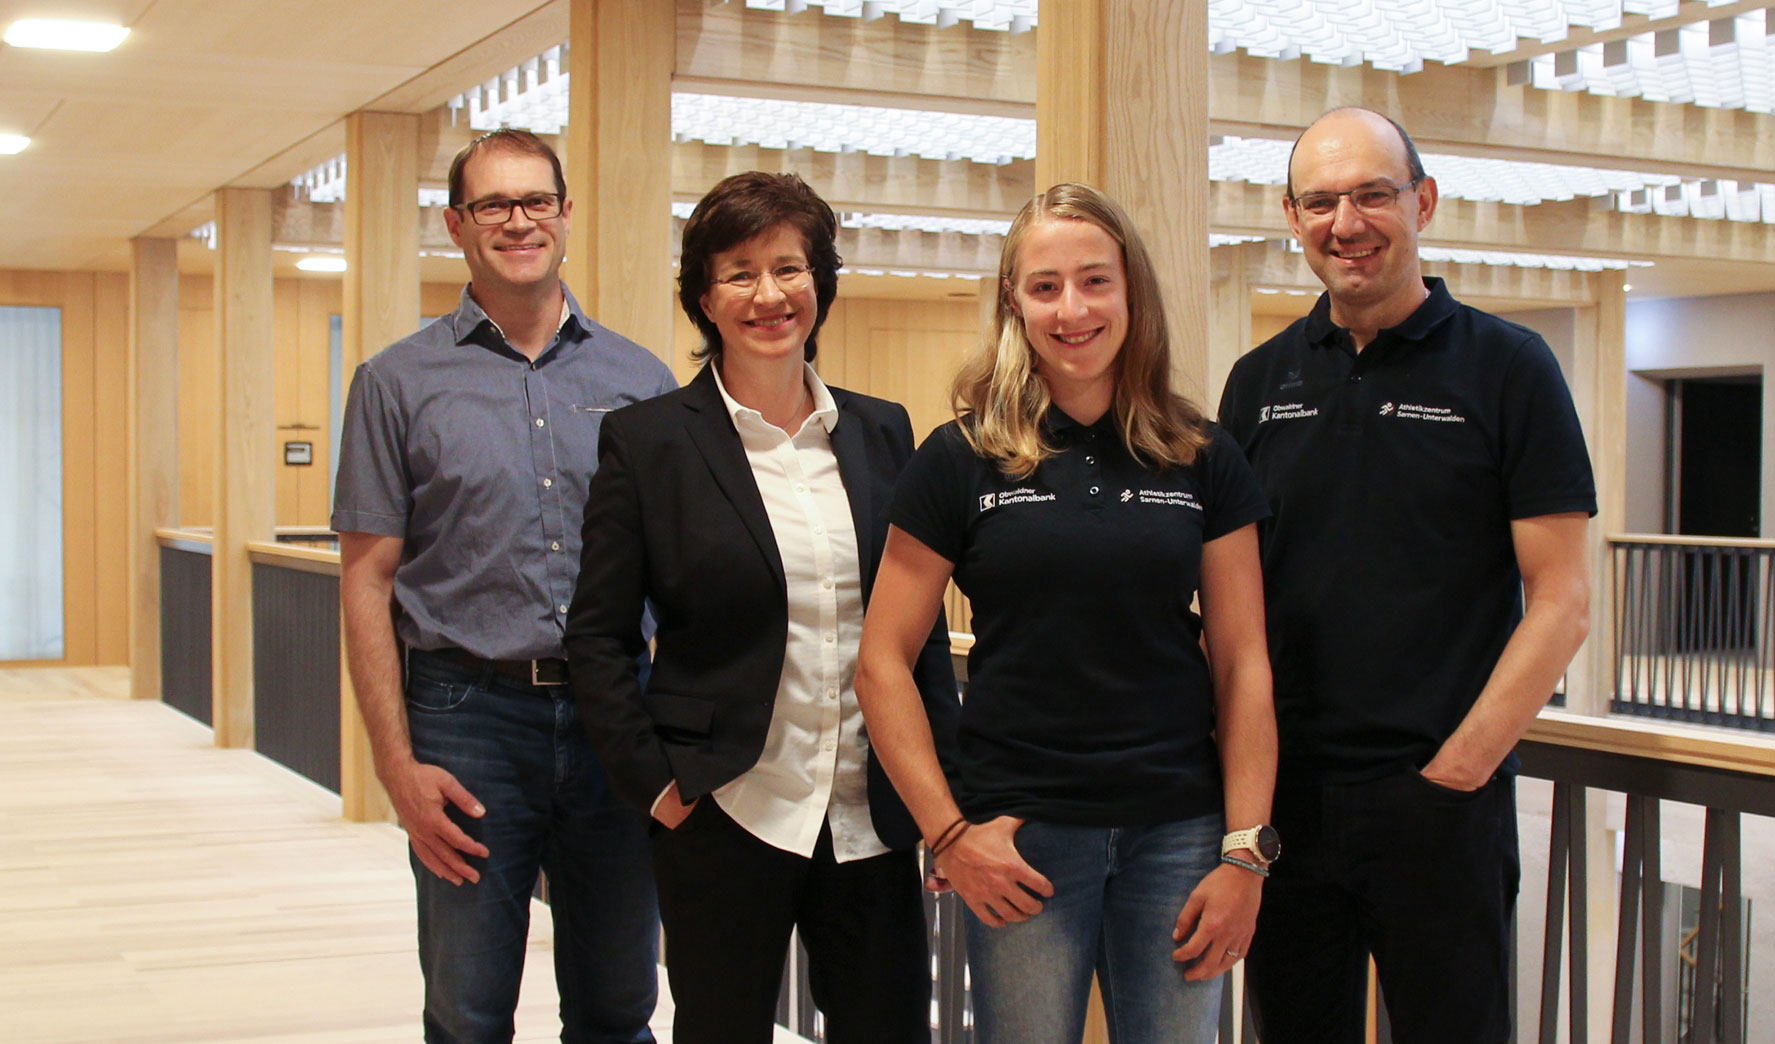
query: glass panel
[{"left": 0, "top": 305, "right": 63, "bottom": 659}]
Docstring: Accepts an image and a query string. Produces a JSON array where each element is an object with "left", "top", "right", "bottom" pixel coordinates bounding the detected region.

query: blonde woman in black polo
[{"left": 857, "top": 183, "right": 1278, "bottom": 1044}]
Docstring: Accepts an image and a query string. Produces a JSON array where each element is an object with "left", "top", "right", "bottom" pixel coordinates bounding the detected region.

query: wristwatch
[{"left": 1222, "top": 825, "right": 1281, "bottom": 865}]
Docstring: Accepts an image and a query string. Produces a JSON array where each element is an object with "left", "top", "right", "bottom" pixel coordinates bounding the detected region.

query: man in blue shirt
[{"left": 333, "top": 129, "right": 676, "bottom": 1044}]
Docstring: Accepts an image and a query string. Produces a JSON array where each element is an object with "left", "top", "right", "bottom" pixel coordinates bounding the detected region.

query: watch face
[{"left": 1256, "top": 825, "right": 1281, "bottom": 862}]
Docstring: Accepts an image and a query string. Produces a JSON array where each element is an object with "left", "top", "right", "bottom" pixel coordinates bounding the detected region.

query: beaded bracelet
[{"left": 1221, "top": 853, "right": 1271, "bottom": 878}]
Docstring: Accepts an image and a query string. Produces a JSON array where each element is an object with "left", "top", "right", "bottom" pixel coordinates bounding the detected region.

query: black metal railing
[{"left": 1612, "top": 537, "right": 1775, "bottom": 731}]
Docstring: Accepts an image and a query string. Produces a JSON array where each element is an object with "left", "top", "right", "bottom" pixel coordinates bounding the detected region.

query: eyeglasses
[
  {"left": 709, "top": 263, "right": 815, "bottom": 295},
  {"left": 1288, "top": 179, "right": 1421, "bottom": 218},
  {"left": 458, "top": 192, "right": 564, "bottom": 225}
]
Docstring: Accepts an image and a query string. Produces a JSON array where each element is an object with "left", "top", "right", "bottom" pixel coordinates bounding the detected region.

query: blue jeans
[
  {"left": 405, "top": 650, "right": 660, "bottom": 1044},
  {"left": 963, "top": 815, "right": 1225, "bottom": 1044}
]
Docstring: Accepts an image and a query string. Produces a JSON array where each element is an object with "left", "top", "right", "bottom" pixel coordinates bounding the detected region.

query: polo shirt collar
[
  {"left": 447, "top": 281, "right": 589, "bottom": 360},
  {"left": 710, "top": 360, "right": 840, "bottom": 436},
  {"left": 1302, "top": 276, "right": 1457, "bottom": 350},
  {"left": 1041, "top": 404, "right": 1118, "bottom": 443}
]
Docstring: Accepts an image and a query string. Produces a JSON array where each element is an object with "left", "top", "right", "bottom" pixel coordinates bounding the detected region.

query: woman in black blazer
[{"left": 565, "top": 171, "right": 958, "bottom": 1044}]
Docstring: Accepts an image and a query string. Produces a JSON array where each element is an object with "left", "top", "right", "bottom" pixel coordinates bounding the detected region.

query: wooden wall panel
[
  {"left": 818, "top": 296, "right": 982, "bottom": 444},
  {"left": 271, "top": 278, "right": 343, "bottom": 527},
  {"left": 92, "top": 272, "right": 131, "bottom": 664},
  {"left": 178, "top": 274, "right": 217, "bottom": 528},
  {"left": 60, "top": 273, "right": 99, "bottom": 665}
]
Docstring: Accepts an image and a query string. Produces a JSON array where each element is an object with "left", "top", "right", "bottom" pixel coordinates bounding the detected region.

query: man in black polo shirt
[{"left": 1217, "top": 107, "right": 1595, "bottom": 1042}]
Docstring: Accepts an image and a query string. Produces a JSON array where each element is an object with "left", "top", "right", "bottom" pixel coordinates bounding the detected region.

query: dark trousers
[
  {"left": 650, "top": 799, "right": 929, "bottom": 1044},
  {"left": 405, "top": 650, "right": 660, "bottom": 1044},
  {"left": 1246, "top": 770, "right": 1520, "bottom": 1044}
]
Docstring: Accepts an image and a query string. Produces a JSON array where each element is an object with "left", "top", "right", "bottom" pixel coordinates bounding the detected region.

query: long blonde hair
[{"left": 952, "top": 183, "right": 1209, "bottom": 480}]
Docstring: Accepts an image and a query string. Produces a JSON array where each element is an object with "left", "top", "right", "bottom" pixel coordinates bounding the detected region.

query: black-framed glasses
[
  {"left": 1288, "top": 179, "right": 1421, "bottom": 218},
  {"left": 458, "top": 192, "right": 564, "bottom": 225},
  {"left": 710, "top": 263, "right": 814, "bottom": 295}
]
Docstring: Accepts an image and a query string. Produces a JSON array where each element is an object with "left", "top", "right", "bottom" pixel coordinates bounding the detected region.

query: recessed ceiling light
[
  {"left": 0, "top": 134, "right": 28, "bottom": 155},
  {"left": 296, "top": 256, "right": 348, "bottom": 273},
  {"left": 4, "top": 18, "right": 130, "bottom": 52}
]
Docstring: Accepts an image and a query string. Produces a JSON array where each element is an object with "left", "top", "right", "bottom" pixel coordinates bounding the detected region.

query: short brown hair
[
  {"left": 678, "top": 171, "right": 842, "bottom": 363},
  {"left": 447, "top": 128, "right": 566, "bottom": 207}
]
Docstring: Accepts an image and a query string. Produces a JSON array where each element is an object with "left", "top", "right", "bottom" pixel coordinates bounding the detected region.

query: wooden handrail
[
  {"left": 1524, "top": 709, "right": 1775, "bottom": 778},
  {"left": 1609, "top": 532, "right": 1775, "bottom": 550},
  {"left": 154, "top": 527, "right": 213, "bottom": 553},
  {"left": 245, "top": 539, "right": 340, "bottom": 577}
]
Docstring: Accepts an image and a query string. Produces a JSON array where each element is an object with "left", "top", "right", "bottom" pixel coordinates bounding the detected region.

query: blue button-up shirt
[{"left": 332, "top": 285, "right": 677, "bottom": 661}]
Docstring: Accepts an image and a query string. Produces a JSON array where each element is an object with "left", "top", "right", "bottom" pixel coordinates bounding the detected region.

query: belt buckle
[
  {"left": 530, "top": 660, "right": 547, "bottom": 686},
  {"left": 530, "top": 659, "right": 566, "bottom": 686}
]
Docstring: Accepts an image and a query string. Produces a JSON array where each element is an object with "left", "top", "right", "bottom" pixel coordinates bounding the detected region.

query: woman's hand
[
  {"left": 934, "top": 816, "right": 1054, "bottom": 927},
  {"left": 1171, "top": 861, "right": 1263, "bottom": 980},
  {"left": 653, "top": 781, "right": 699, "bottom": 829}
]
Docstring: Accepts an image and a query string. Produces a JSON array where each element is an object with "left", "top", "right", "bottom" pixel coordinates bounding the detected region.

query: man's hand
[
  {"left": 653, "top": 781, "right": 699, "bottom": 830},
  {"left": 1172, "top": 861, "right": 1263, "bottom": 980},
  {"left": 1418, "top": 758, "right": 1490, "bottom": 793},
  {"left": 381, "top": 758, "right": 489, "bottom": 885},
  {"left": 933, "top": 816, "right": 1054, "bottom": 927}
]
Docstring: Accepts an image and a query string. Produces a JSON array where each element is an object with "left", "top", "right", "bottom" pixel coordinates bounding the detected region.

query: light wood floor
[{"left": 0, "top": 666, "right": 756, "bottom": 1044}]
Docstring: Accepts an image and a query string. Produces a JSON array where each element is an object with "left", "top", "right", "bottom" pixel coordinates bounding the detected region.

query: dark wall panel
[
  {"left": 158, "top": 547, "right": 212, "bottom": 726},
  {"left": 252, "top": 563, "right": 341, "bottom": 793}
]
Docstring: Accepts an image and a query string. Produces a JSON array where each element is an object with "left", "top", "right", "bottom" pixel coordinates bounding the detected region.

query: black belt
[{"left": 420, "top": 646, "right": 569, "bottom": 687}]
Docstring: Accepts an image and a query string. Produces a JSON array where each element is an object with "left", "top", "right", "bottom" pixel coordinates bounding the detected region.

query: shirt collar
[
  {"left": 1303, "top": 276, "right": 1456, "bottom": 350},
  {"left": 710, "top": 361, "right": 840, "bottom": 435},
  {"left": 1040, "top": 403, "right": 1118, "bottom": 443},
  {"left": 447, "top": 282, "right": 588, "bottom": 358}
]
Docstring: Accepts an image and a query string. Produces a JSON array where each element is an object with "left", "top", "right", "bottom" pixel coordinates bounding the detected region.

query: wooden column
[
  {"left": 339, "top": 110, "right": 419, "bottom": 823},
  {"left": 1567, "top": 273, "right": 1626, "bottom": 1035},
  {"left": 1037, "top": 0, "right": 1209, "bottom": 398},
  {"left": 129, "top": 238, "right": 180, "bottom": 701},
  {"left": 1567, "top": 274, "right": 1626, "bottom": 718},
  {"left": 211, "top": 187, "right": 277, "bottom": 748},
  {"left": 564, "top": 0, "right": 676, "bottom": 364},
  {"left": 1207, "top": 242, "right": 1256, "bottom": 412}
]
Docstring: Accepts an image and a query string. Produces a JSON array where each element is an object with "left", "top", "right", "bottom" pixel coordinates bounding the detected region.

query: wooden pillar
[
  {"left": 129, "top": 237, "right": 180, "bottom": 701},
  {"left": 1566, "top": 272, "right": 1627, "bottom": 1035},
  {"left": 211, "top": 187, "right": 277, "bottom": 748},
  {"left": 1568, "top": 274, "right": 1627, "bottom": 718},
  {"left": 1037, "top": 0, "right": 1209, "bottom": 399},
  {"left": 338, "top": 111, "right": 420, "bottom": 823},
  {"left": 1207, "top": 242, "right": 1256, "bottom": 412},
  {"left": 564, "top": 0, "right": 675, "bottom": 363}
]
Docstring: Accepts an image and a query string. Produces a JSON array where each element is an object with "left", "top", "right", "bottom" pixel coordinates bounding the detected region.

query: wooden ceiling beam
[{"left": 1461, "top": 0, "right": 1774, "bottom": 68}]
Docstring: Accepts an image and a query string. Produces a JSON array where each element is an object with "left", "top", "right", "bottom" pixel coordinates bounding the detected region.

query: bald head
[{"left": 1286, "top": 108, "right": 1425, "bottom": 200}]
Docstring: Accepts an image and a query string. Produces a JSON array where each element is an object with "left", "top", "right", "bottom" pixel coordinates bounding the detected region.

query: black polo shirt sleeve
[
  {"left": 887, "top": 420, "right": 974, "bottom": 563},
  {"left": 1200, "top": 424, "right": 1271, "bottom": 541},
  {"left": 1499, "top": 335, "right": 1598, "bottom": 520}
]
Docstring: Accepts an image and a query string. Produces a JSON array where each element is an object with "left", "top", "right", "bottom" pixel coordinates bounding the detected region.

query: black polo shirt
[
  {"left": 890, "top": 410, "right": 1270, "bottom": 826},
  {"left": 1218, "top": 278, "right": 1596, "bottom": 786}
]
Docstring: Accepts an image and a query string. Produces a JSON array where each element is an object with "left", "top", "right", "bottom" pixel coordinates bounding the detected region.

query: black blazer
[{"left": 565, "top": 365, "right": 959, "bottom": 851}]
